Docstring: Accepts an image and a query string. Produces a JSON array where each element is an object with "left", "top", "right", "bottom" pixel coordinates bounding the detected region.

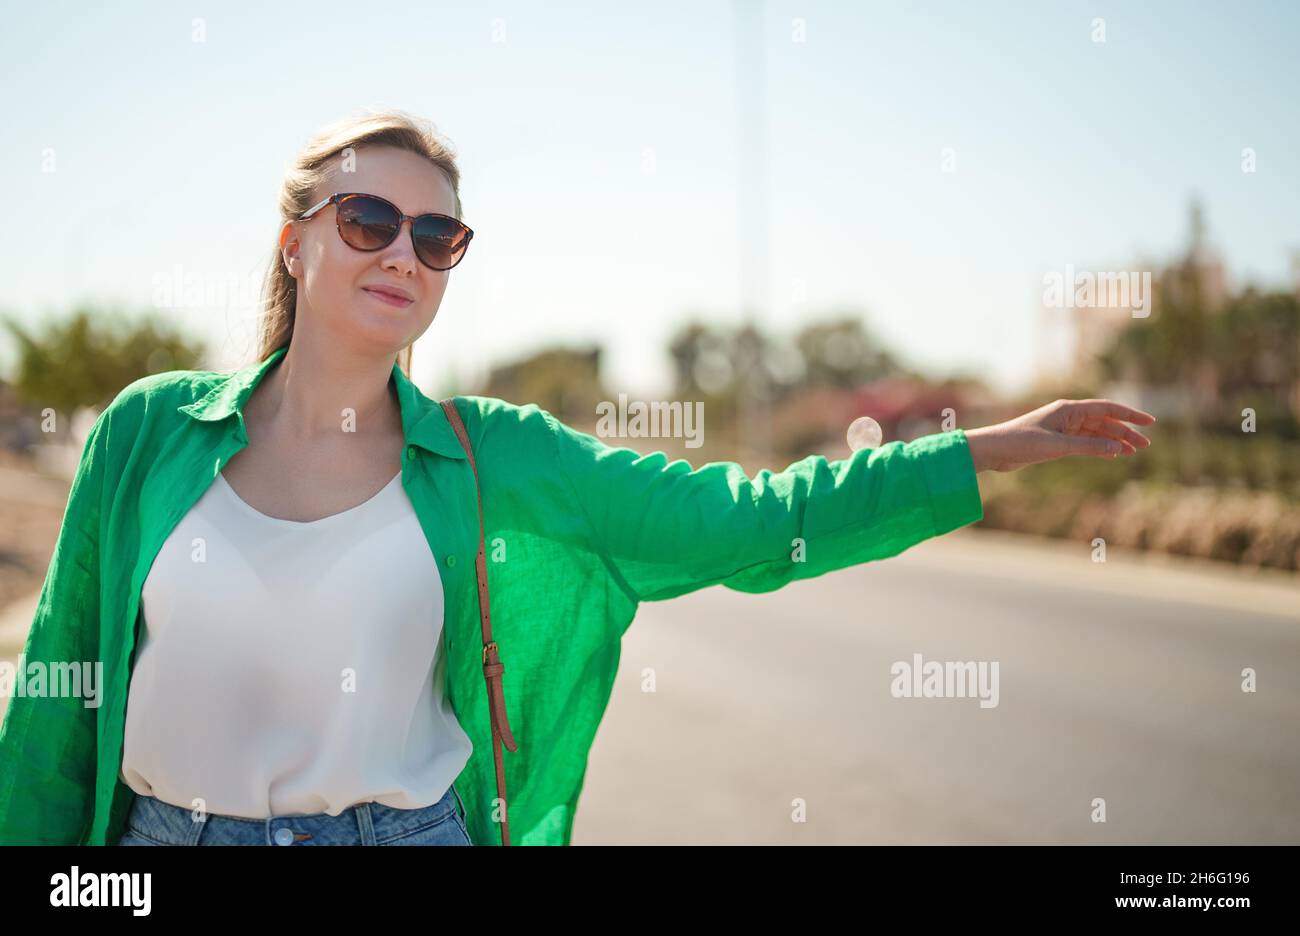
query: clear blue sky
[{"left": 2, "top": 0, "right": 1297, "bottom": 398}]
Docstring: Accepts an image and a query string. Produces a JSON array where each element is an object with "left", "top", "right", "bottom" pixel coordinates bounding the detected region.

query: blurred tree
[
  {"left": 1212, "top": 288, "right": 1300, "bottom": 429},
  {"left": 478, "top": 345, "right": 608, "bottom": 426},
  {"left": 794, "top": 314, "right": 908, "bottom": 388},
  {"left": 670, "top": 321, "right": 735, "bottom": 396},
  {"left": 3, "top": 304, "right": 205, "bottom": 414},
  {"left": 668, "top": 320, "right": 742, "bottom": 428},
  {"left": 1099, "top": 271, "right": 1300, "bottom": 431}
]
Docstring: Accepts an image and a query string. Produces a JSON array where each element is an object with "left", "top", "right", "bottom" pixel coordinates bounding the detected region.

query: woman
[{"left": 0, "top": 110, "right": 1153, "bottom": 847}]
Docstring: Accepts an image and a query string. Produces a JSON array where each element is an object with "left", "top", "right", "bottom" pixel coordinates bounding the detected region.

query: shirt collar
[{"left": 176, "top": 345, "right": 468, "bottom": 460}]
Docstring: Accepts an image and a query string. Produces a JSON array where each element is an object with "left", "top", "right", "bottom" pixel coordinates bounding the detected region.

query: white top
[{"left": 118, "top": 468, "right": 474, "bottom": 818}]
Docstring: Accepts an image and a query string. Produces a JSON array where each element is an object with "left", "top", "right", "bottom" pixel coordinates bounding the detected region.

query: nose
[{"left": 378, "top": 219, "right": 418, "bottom": 277}]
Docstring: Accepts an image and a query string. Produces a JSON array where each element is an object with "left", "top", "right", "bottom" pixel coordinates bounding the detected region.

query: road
[{"left": 575, "top": 528, "right": 1300, "bottom": 844}]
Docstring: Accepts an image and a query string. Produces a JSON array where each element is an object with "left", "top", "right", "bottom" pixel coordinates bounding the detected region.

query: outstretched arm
[
  {"left": 544, "top": 397, "right": 1154, "bottom": 605},
  {"left": 546, "top": 412, "right": 984, "bottom": 603}
]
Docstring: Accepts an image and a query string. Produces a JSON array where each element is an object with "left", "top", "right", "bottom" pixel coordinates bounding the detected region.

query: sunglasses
[{"left": 297, "top": 192, "right": 474, "bottom": 271}]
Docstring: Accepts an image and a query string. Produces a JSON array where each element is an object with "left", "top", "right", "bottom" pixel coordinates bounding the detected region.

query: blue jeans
[{"left": 115, "top": 784, "right": 472, "bottom": 846}]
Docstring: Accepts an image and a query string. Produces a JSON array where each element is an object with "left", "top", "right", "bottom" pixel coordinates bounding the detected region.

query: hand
[{"left": 963, "top": 398, "right": 1156, "bottom": 473}]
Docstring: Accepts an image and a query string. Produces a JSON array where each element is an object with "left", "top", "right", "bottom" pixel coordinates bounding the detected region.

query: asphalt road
[
  {"left": 3, "top": 527, "right": 1296, "bottom": 844},
  {"left": 575, "top": 528, "right": 1300, "bottom": 844}
]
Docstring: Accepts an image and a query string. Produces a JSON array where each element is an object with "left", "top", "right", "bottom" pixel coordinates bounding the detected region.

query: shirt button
[
  {"left": 445, "top": 554, "right": 457, "bottom": 568},
  {"left": 274, "top": 827, "right": 294, "bottom": 846},
  {"left": 406, "top": 445, "right": 417, "bottom": 460}
]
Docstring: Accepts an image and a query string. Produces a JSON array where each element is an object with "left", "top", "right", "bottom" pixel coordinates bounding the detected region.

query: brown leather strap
[{"left": 440, "top": 398, "right": 518, "bottom": 846}]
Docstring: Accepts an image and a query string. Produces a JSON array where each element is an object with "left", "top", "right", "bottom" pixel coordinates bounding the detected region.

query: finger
[
  {"left": 1072, "top": 434, "right": 1127, "bottom": 457},
  {"left": 1075, "top": 399, "right": 1157, "bottom": 424},
  {"left": 1080, "top": 427, "right": 1139, "bottom": 457},
  {"left": 1100, "top": 417, "right": 1152, "bottom": 449}
]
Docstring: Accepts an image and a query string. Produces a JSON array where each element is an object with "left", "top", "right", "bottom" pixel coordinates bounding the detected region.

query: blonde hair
[{"left": 256, "top": 109, "right": 465, "bottom": 377}]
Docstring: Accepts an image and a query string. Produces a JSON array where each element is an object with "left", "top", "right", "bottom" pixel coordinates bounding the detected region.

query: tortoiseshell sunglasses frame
[{"left": 297, "top": 192, "right": 474, "bottom": 271}]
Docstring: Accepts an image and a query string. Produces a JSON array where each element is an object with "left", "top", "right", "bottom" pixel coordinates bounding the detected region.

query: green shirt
[{"left": 0, "top": 344, "right": 983, "bottom": 845}]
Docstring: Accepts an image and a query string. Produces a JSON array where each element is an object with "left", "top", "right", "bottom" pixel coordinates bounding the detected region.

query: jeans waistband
[{"left": 124, "top": 783, "right": 466, "bottom": 846}]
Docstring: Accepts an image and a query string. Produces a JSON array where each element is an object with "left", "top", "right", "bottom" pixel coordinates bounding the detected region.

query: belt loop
[
  {"left": 185, "top": 804, "right": 209, "bottom": 846},
  {"left": 355, "top": 802, "right": 376, "bottom": 845}
]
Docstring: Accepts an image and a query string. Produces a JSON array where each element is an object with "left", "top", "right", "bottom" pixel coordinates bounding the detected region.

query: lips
[{"left": 362, "top": 286, "right": 414, "bottom": 307}]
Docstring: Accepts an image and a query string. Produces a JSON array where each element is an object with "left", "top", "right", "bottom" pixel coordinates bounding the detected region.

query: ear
[{"left": 279, "top": 221, "right": 303, "bottom": 277}]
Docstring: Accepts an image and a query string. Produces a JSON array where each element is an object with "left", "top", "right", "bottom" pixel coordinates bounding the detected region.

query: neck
[{"left": 253, "top": 339, "right": 401, "bottom": 444}]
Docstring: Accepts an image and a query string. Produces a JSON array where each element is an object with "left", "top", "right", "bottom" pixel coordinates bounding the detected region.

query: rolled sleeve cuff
[{"left": 912, "top": 428, "right": 984, "bottom": 536}]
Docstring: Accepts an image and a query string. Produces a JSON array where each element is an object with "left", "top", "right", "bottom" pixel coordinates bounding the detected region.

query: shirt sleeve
[
  {"left": 0, "top": 405, "right": 110, "bottom": 845},
  {"left": 545, "top": 413, "right": 984, "bottom": 604}
]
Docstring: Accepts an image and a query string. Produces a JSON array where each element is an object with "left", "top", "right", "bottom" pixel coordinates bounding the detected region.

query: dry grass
[{"left": 983, "top": 479, "right": 1300, "bottom": 572}]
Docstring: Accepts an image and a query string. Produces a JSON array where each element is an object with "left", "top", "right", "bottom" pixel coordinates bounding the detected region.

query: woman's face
[{"left": 279, "top": 145, "right": 460, "bottom": 357}]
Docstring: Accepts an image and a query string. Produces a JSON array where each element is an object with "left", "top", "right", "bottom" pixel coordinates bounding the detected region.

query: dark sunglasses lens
[
  {"left": 336, "top": 196, "right": 400, "bottom": 250},
  {"left": 412, "top": 216, "right": 470, "bottom": 270}
]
